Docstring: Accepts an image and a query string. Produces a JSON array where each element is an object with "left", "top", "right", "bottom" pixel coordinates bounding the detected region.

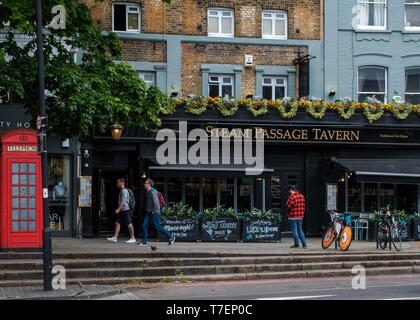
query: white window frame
[
  {"left": 261, "top": 11, "right": 287, "bottom": 40},
  {"left": 357, "top": 66, "right": 388, "bottom": 103},
  {"left": 405, "top": 67, "right": 420, "bottom": 103},
  {"left": 356, "top": 0, "right": 387, "bottom": 31},
  {"left": 405, "top": 0, "right": 420, "bottom": 31},
  {"left": 207, "top": 9, "right": 234, "bottom": 38},
  {"left": 208, "top": 74, "right": 234, "bottom": 98},
  {"left": 262, "top": 76, "right": 287, "bottom": 100},
  {"left": 139, "top": 71, "right": 156, "bottom": 87},
  {"left": 112, "top": 3, "right": 140, "bottom": 32}
]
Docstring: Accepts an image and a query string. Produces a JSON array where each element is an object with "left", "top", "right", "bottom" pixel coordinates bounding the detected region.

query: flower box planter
[
  {"left": 200, "top": 218, "right": 241, "bottom": 242},
  {"left": 241, "top": 219, "right": 281, "bottom": 242},
  {"left": 157, "top": 218, "right": 199, "bottom": 242}
]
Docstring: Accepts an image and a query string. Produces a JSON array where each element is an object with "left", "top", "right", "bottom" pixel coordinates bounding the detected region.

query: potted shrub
[
  {"left": 200, "top": 205, "right": 241, "bottom": 242},
  {"left": 158, "top": 202, "right": 199, "bottom": 242},
  {"left": 241, "top": 208, "right": 282, "bottom": 242},
  {"left": 395, "top": 210, "right": 411, "bottom": 241}
]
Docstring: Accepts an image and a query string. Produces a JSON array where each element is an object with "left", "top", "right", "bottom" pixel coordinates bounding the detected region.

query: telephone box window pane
[
  {"left": 20, "top": 221, "right": 28, "bottom": 232},
  {"left": 29, "top": 221, "right": 36, "bottom": 232},
  {"left": 20, "top": 186, "right": 28, "bottom": 196},
  {"left": 20, "top": 163, "right": 27, "bottom": 172},
  {"left": 12, "top": 175, "right": 19, "bottom": 185},
  {"left": 29, "top": 210, "right": 36, "bottom": 220},
  {"left": 20, "top": 175, "right": 27, "bottom": 185},
  {"left": 29, "top": 187, "right": 36, "bottom": 196},
  {"left": 29, "top": 163, "right": 36, "bottom": 173},
  {"left": 12, "top": 221, "right": 19, "bottom": 232},
  {"left": 29, "top": 175, "right": 36, "bottom": 185},
  {"left": 12, "top": 198, "right": 19, "bottom": 208},
  {"left": 20, "top": 198, "right": 28, "bottom": 208},
  {"left": 29, "top": 198, "right": 36, "bottom": 209},
  {"left": 12, "top": 210, "right": 19, "bottom": 220},
  {"left": 12, "top": 186, "right": 19, "bottom": 196},
  {"left": 12, "top": 163, "right": 19, "bottom": 173},
  {"left": 20, "top": 210, "right": 28, "bottom": 220}
]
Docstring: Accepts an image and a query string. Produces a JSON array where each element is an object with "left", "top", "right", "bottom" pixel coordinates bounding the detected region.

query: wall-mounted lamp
[
  {"left": 110, "top": 123, "right": 124, "bottom": 141},
  {"left": 83, "top": 149, "right": 90, "bottom": 159},
  {"left": 141, "top": 172, "right": 147, "bottom": 179},
  {"left": 329, "top": 88, "right": 336, "bottom": 97},
  {"left": 170, "top": 92, "right": 178, "bottom": 98}
]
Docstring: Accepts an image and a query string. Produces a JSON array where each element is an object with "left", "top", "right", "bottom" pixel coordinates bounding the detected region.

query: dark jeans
[
  {"left": 288, "top": 219, "right": 307, "bottom": 247},
  {"left": 142, "top": 212, "right": 172, "bottom": 244}
]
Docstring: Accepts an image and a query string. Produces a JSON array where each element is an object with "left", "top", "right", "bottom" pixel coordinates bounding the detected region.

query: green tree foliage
[{"left": 0, "top": 0, "right": 168, "bottom": 137}]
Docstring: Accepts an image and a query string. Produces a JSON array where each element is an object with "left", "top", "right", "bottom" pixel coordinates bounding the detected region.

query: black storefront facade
[{"left": 84, "top": 110, "right": 420, "bottom": 238}]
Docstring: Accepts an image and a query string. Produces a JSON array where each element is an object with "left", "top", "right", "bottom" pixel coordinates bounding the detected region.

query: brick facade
[
  {"left": 85, "top": 0, "right": 321, "bottom": 40},
  {"left": 181, "top": 43, "right": 307, "bottom": 97},
  {"left": 121, "top": 40, "right": 166, "bottom": 62}
]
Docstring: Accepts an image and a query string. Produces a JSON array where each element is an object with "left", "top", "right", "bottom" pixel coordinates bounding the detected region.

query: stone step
[
  {"left": 1, "top": 253, "right": 420, "bottom": 270},
  {"left": 1, "top": 259, "right": 419, "bottom": 281},
  {"left": 1, "top": 265, "right": 419, "bottom": 287}
]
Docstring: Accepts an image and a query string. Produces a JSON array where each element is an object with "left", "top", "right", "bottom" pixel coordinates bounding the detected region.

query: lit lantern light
[
  {"left": 110, "top": 123, "right": 124, "bottom": 141},
  {"left": 142, "top": 172, "right": 147, "bottom": 179}
]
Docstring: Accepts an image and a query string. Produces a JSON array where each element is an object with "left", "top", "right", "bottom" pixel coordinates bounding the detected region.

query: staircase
[{"left": 1, "top": 251, "right": 420, "bottom": 287}]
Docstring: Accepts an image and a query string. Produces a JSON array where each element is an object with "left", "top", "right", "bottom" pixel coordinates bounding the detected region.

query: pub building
[{"left": 84, "top": 110, "right": 420, "bottom": 238}]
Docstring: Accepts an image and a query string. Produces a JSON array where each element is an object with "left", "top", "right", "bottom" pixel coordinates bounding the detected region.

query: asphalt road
[{"left": 109, "top": 274, "right": 420, "bottom": 300}]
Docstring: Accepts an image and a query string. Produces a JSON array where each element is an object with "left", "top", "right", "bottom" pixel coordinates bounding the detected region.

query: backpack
[
  {"left": 157, "top": 191, "right": 166, "bottom": 208},
  {"left": 127, "top": 188, "right": 136, "bottom": 211}
]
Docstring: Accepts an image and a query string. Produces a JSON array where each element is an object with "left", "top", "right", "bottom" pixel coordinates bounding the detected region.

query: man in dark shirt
[
  {"left": 139, "top": 178, "right": 175, "bottom": 247},
  {"left": 286, "top": 185, "right": 307, "bottom": 249}
]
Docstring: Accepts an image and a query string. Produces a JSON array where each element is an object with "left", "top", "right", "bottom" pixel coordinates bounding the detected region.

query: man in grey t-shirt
[{"left": 107, "top": 178, "right": 136, "bottom": 244}]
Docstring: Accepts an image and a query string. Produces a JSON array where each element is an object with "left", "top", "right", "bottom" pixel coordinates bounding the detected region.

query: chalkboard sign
[
  {"left": 400, "top": 223, "right": 411, "bottom": 242},
  {"left": 200, "top": 218, "right": 241, "bottom": 242},
  {"left": 242, "top": 220, "right": 281, "bottom": 242},
  {"left": 158, "top": 218, "right": 199, "bottom": 242},
  {"left": 412, "top": 219, "right": 420, "bottom": 241}
]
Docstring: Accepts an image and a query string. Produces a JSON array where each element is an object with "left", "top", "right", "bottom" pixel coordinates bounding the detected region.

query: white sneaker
[
  {"left": 107, "top": 237, "right": 117, "bottom": 243},
  {"left": 126, "top": 238, "right": 136, "bottom": 244},
  {"left": 168, "top": 236, "right": 176, "bottom": 246},
  {"left": 138, "top": 243, "right": 147, "bottom": 247}
]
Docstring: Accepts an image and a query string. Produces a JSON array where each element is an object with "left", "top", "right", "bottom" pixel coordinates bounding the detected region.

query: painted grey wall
[
  {"left": 324, "top": 0, "right": 420, "bottom": 102},
  {"left": 115, "top": 33, "right": 324, "bottom": 99}
]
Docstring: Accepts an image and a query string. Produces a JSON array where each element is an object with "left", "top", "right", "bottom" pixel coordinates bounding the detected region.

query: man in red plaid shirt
[{"left": 286, "top": 185, "right": 307, "bottom": 249}]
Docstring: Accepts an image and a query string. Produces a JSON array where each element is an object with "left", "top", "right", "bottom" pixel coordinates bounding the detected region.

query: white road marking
[
  {"left": 381, "top": 297, "right": 420, "bottom": 300},
  {"left": 256, "top": 295, "right": 337, "bottom": 300}
]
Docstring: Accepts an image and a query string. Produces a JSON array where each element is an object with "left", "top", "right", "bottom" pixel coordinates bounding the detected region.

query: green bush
[
  {"left": 242, "top": 208, "right": 281, "bottom": 223},
  {"left": 161, "top": 202, "right": 196, "bottom": 219},
  {"left": 202, "top": 205, "right": 238, "bottom": 220}
]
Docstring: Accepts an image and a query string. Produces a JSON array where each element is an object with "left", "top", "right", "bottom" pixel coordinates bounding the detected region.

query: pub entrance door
[{"left": 269, "top": 171, "right": 305, "bottom": 233}]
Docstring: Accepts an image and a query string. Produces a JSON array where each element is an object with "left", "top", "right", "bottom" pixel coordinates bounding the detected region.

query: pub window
[
  {"left": 237, "top": 178, "right": 252, "bottom": 213},
  {"left": 139, "top": 71, "right": 156, "bottom": 88},
  {"left": 262, "top": 76, "right": 287, "bottom": 100},
  {"left": 358, "top": 66, "right": 387, "bottom": 102},
  {"left": 364, "top": 183, "right": 379, "bottom": 212},
  {"left": 219, "top": 178, "right": 234, "bottom": 209},
  {"left": 167, "top": 177, "right": 183, "bottom": 207},
  {"left": 405, "top": 68, "right": 420, "bottom": 104},
  {"left": 347, "top": 178, "right": 362, "bottom": 212},
  {"left": 405, "top": 0, "right": 420, "bottom": 30},
  {"left": 380, "top": 183, "right": 395, "bottom": 209},
  {"left": 113, "top": 3, "right": 140, "bottom": 32},
  {"left": 262, "top": 11, "right": 287, "bottom": 39},
  {"left": 356, "top": 0, "right": 387, "bottom": 30},
  {"left": 203, "top": 178, "right": 217, "bottom": 209},
  {"left": 185, "top": 177, "right": 201, "bottom": 212},
  {"left": 48, "top": 155, "right": 71, "bottom": 231},
  {"left": 208, "top": 9, "right": 234, "bottom": 37},
  {"left": 208, "top": 75, "right": 234, "bottom": 98}
]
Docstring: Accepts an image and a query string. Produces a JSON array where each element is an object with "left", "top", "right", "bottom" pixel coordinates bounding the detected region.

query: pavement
[
  {"left": 50, "top": 237, "right": 420, "bottom": 255},
  {"left": 0, "top": 284, "right": 122, "bottom": 300}
]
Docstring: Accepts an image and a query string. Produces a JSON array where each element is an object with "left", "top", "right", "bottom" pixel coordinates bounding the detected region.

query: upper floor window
[
  {"left": 358, "top": 66, "right": 387, "bottom": 102},
  {"left": 405, "top": 68, "right": 420, "bottom": 104},
  {"left": 208, "top": 9, "right": 234, "bottom": 37},
  {"left": 113, "top": 3, "right": 140, "bottom": 32},
  {"left": 405, "top": 0, "right": 420, "bottom": 30},
  {"left": 262, "top": 76, "right": 287, "bottom": 100},
  {"left": 356, "top": 0, "right": 387, "bottom": 30},
  {"left": 262, "top": 11, "right": 287, "bottom": 39},
  {"left": 208, "top": 75, "right": 234, "bottom": 98},
  {"left": 139, "top": 72, "right": 156, "bottom": 88}
]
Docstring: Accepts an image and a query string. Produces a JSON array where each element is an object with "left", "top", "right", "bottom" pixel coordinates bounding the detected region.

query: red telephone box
[{"left": 0, "top": 129, "right": 43, "bottom": 249}]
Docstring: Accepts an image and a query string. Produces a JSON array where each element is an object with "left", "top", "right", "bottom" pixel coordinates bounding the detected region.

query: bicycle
[
  {"left": 376, "top": 210, "right": 402, "bottom": 251},
  {"left": 322, "top": 210, "right": 353, "bottom": 251}
]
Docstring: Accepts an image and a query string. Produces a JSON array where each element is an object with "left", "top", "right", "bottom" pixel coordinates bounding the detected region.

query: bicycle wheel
[
  {"left": 391, "top": 224, "right": 402, "bottom": 251},
  {"left": 376, "top": 222, "right": 388, "bottom": 250},
  {"left": 322, "top": 226, "right": 335, "bottom": 249},
  {"left": 338, "top": 225, "right": 352, "bottom": 251}
]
